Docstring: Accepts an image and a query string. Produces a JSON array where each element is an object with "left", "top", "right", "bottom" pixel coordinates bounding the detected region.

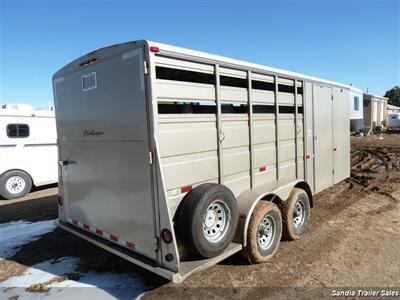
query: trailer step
[{"left": 177, "top": 242, "right": 242, "bottom": 283}]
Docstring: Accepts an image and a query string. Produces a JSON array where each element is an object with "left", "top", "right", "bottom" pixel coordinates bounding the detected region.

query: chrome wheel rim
[
  {"left": 6, "top": 176, "right": 26, "bottom": 194},
  {"left": 258, "top": 215, "right": 276, "bottom": 250},
  {"left": 203, "top": 200, "right": 230, "bottom": 243},
  {"left": 293, "top": 199, "right": 305, "bottom": 229}
]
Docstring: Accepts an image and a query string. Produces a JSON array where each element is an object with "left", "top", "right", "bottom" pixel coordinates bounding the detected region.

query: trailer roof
[
  {"left": 363, "top": 93, "right": 388, "bottom": 100},
  {"left": 0, "top": 108, "right": 55, "bottom": 117},
  {"left": 147, "top": 40, "right": 355, "bottom": 90},
  {"left": 54, "top": 39, "right": 360, "bottom": 91},
  {"left": 348, "top": 86, "right": 363, "bottom": 93}
]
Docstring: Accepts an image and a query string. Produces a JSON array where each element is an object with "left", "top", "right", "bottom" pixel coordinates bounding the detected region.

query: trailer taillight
[
  {"left": 58, "top": 196, "right": 63, "bottom": 206},
  {"left": 161, "top": 228, "right": 173, "bottom": 244},
  {"left": 150, "top": 46, "right": 160, "bottom": 53}
]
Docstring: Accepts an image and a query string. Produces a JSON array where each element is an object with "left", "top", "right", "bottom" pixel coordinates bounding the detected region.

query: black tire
[
  {"left": 0, "top": 170, "right": 33, "bottom": 200},
  {"left": 242, "top": 201, "right": 282, "bottom": 263},
  {"left": 178, "top": 183, "right": 238, "bottom": 258},
  {"left": 280, "top": 188, "right": 311, "bottom": 240}
]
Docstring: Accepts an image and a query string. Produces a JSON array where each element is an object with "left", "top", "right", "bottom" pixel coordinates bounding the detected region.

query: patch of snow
[
  {"left": 1, "top": 256, "right": 149, "bottom": 299},
  {"left": 1, "top": 257, "right": 78, "bottom": 288},
  {"left": 0, "top": 219, "right": 57, "bottom": 258}
]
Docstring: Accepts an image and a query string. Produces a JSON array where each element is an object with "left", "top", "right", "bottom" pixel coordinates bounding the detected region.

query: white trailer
[
  {"left": 0, "top": 104, "right": 58, "bottom": 199},
  {"left": 387, "top": 112, "right": 400, "bottom": 131},
  {"left": 348, "top": 86, "right": 363, "bottom": 132},
  {"left": 363, "top": 94, "right": 388, "bottom": 131},
  {"left": 53, "top": 40, "right": 351, "bottom": 282}
]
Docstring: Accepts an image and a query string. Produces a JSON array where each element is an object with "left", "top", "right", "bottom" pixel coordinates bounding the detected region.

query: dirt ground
[{"left": 1, "top": 134, "right": 399, "bottom": 299}]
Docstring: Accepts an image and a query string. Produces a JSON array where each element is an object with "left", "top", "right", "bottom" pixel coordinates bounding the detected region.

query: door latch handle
[
  {"left": 296, "top": 124, "right": 302, "bottom": 134},
  {"left": 219, "top": 129, "right": 226, "bottom": 143},
  {"left": 59, "top": 160, "right": 76, "bottom": 166}
]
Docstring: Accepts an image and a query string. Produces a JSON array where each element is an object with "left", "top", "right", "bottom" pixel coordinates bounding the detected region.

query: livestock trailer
[
  {"left": 0, "top": 104, "right": 58, "bottom": 199},
  {"left": 53, "top": 40, "right": 350, "bottom": 282},
  {"left": 348, "top": 86, "right": 364, "bottom": 133}
]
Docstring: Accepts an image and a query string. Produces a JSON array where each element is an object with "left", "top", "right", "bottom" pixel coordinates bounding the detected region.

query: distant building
[
  {"left": 387, "top": 104, "right": 400, "bottom": 114},
  {"left": 363, "top": 94, "right": 388, "bottom": 130}
]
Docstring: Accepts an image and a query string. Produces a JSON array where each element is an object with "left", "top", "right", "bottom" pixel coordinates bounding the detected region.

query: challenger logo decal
[{"left": 83, "top": 129, "right": 104, "bottom": 137}]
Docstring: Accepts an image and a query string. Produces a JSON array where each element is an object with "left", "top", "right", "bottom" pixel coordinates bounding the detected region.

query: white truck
[
  {"left": 53, "top": 40, "right": 351, "bottom": 282},
  {"left": 0, "top": 104, "right": 58, "bottom": 199}
]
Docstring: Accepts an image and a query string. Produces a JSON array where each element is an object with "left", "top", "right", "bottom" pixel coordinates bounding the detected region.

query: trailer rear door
[{"left": 54, "top": 47, "right": 157, "bottom": 260}]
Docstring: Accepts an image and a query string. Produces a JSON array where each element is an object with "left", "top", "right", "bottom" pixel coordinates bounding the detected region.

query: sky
[{"left": 0, "top": 0, "right": 399, "bottom": 109}]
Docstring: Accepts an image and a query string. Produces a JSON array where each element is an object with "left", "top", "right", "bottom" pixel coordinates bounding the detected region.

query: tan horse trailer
[{"left": 53, "top": 40, "right": 350, "bottom": 283}]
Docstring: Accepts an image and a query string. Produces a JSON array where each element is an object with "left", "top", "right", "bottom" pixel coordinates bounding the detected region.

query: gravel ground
[{"left": 1, "top": 134, "right": 399, "bottom": 299}]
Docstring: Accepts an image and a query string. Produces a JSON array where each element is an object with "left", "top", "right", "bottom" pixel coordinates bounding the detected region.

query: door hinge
[
  {"left": 149, "top": 151, "right": 153, "bottom": 164},
  {"left": 333, "top": 169, "right": 335, "bottom": 175},
  {"left": 144, "top": 61, "right": 148, "bottom": 74},
  {"left": 331, "top": 94, "right": 334, "bottom": 101}
]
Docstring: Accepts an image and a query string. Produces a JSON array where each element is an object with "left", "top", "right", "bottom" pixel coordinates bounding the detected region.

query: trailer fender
[{"left": 234, "top": 180, "right": 311, "bottom": 246}]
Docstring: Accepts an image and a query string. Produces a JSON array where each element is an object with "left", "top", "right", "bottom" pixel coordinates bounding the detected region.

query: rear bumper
[
  {"left": 58, "top": 220, "right": 242, "bottom": 283},
  {"left": 58, "top": 221, "right": 177, "bottom": 281}
]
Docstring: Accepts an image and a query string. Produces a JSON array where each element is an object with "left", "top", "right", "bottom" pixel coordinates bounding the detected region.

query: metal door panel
[
  {"left": 59, "top": 140, "right": 154, "bottom": 257},
  {"left": 313, "top": 85, "right": 333, "bottom": 193},
  {"left": 333, "top": 88, "right": 350, "bottom": 184},
  {"left": 55, "top": 47, "right": 157, "bottom": 259}
]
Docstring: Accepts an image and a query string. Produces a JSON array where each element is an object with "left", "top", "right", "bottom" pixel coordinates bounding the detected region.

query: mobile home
[
  {"left": 387, "top": 104, "right": 400, "bottom": 114},
  {"left": 53, "top": 40, "right": 350, "bottom": 282},
  {"left": 348, "top": 86, "right": 363, "bottom": 132},
  {"left": 0, "top": 104, "right": 58, "bottom": 199},
  {"left": 363, "top": 94, "right": 388, "bottom": 131}
]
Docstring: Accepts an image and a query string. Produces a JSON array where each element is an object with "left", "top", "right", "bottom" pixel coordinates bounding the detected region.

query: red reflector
[
  {"left": 126, "top": 241, "right": 135, "bottom": 249},
  {"left": 110, "top": 234, "right": 118, "bottom": 242},
  {"left": 83, "top": 224, "right": 90, "bottom": 230},
  {"left": 79, "top": 57, "right": 98, "bottom": 67},
  {"left": 149, "top": 46, "right": 160, "bottom": 53},
  {"left": 72, "top": 219, "right": 78, "bottom": 225},
  {"left": 259, "top": 166, "right": 266, "bottom": 172},
  {"left": 181, "top": 185, "right": 192, "bottom": 193},
  {"left": 57, "top": 196, "right": 63, "bottom": 206},
  {"left": 161, "top": 228, "right": 173, "bottom": 244},
  {"left": 305, "top": 155, "right": 310, "bottom": 160},
  {"left": 96, "top": 229, "right": 103, "bottom": 236},
  {"left": 239, "top": 213, "right": 247, "bottom": 219}
]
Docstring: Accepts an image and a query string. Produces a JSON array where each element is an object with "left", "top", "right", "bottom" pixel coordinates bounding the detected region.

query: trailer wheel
[
  {"left": 0, "top": 170, "right": 32, "bottom": 200},
  {"left": 178, "top": 183, "right": 238, "bottom": 258},
  {"left": 280, "top": 188, "right": 310, "bottom": 240},
  {"left": 242, "top": 201, "right": 282, "bottom": 263}
]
